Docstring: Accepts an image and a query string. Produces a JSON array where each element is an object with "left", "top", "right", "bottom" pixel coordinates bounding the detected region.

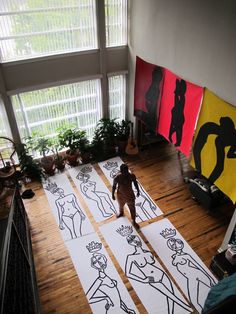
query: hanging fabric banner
[
  {"left": 157, "top": 68, "right": 203, "bottom": 157},
  {"left": 190, "top": 88, "right": 236, "bottom": 203},
  {"left": 134, "top": 56, "right": 164, "bottom": 133}
]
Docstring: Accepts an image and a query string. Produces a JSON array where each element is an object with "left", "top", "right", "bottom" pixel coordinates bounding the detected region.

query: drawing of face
[
  {"left": 49, "top": 186, "right": 64, "bottom": 196},
  {"left": 167, "top": 238, "right": 184, "bottom": 252},
  {"left": 127, "top": 235, "right": 142, "bottom": 247},
  {"left": 91, "top": 253, "right": 107, "bottom": 271},
  {"left": 77, "top": 172, "right": 90, "bottom": 182}
]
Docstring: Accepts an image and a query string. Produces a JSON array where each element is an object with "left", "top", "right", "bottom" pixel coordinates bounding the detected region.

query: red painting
[
  {"left": 157, "top": 68, "right": 203, "bottom": 157},
  {"left": 134, "top": 56, "right": 164, "bottom": 133}
]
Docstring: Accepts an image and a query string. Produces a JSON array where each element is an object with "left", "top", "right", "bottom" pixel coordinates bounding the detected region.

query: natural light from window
[
  {"left": 11, "top": 80, "right": 102, "bottom": 141},
  {"left": 108, "top": 75, "right": 126, "bottom": 121},
  {"left": 0, "top": 0, "right": 97, "bottom": 62},
  {"left": 0, "top": 96, "right": 11, "bottom": 137},
  {"left": 105, "top": 0, "right": 127, "bottom": 47}
]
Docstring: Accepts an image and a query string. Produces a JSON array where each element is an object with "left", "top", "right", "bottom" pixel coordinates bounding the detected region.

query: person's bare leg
[
  {"left": 116, "top": 194, "right": 125, "bottom": 218},
  {"left": 128, "top": 201, "right": 139, "bottom": 229}
]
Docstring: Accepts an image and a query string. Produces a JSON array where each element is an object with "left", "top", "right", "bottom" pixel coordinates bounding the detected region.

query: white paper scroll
[
  {"left": 68, "top": 164, "right": 118, "bottom": 222},
  {"left": 141, "top": 218, "right": 218, "bottom": 313},
  {"left": 66, "top": 233, "right": 138, "bottom": 314},
  {"left": 100, "top": 217, "right": 192, "bottom": 314},
  {"left": 43, "top": 173, "right": 94, "bottom": 241}
]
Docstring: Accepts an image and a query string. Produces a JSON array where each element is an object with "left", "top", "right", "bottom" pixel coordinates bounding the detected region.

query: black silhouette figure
[
  {"left": 135, "top": 66, "right": 163, "bottom": 133},
  {"left": 193, "top": 117, "right": 236, "bottom": 183},
  {"left": 168, "top": 79, "right": 187, "bottom": 147}
]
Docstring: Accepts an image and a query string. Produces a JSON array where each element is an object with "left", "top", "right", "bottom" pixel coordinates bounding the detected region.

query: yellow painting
[{"left": 190, "top": 88, "right": 236, "bottom": 203}]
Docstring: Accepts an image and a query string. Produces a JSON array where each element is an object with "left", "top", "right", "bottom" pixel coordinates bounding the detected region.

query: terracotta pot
[
  {"left": 66, "top": 150, "right": 80, "bottom": 166},
  {"left": 55, "top": 158, "right": 65, "bottom": 171},
  {"left": 80, "top": 152, "right": 91, "bottom": 164},
  {"left": 40, "top": 156, "right": 55, "bottom": 176}
]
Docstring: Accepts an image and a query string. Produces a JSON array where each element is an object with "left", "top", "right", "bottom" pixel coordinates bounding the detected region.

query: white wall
[{"left": 128, "top": 0, "right": 236, "bottom": 119}]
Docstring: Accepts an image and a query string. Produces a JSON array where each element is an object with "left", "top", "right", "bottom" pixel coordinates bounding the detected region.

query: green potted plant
[
  {"left": 51, "top": 136, "right": 66, "bottom": 171},
  {"left": 16, "top": 143, "right": 44, "bottom": 182},
  {"left": 25, "top": 133, "right": 55, "bottom": 176},
  {"left": 116, "top": 119, "right": 131, "bottom": 154},
  {"left": 91, "top": 118, "right": 118, "bottom": 161},
  {"left": 57, "top": 125, "right": 88, "bottom": 166},
  {"left": 79, "top": 140, "right": 92, "bottom": 164}
]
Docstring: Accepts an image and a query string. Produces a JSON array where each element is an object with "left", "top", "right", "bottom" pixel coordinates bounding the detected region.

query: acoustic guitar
[{"left": 125, "top": 122, "right": 139, "bottom": 155}]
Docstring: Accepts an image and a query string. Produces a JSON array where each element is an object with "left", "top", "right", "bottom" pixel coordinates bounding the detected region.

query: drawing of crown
[
  {"left": 44, "top": 181, "right": 59, "bottom": 192},
  {"left": 80, "top": 166, "right": 92, "bottom": 174},
  {"left": 103, "top": 161, "right": 118, "bottom": 170},
  {"left": 86, "top": 241, "right": 102, "bottom": 253},
  {"left": 160, "top": 228, "right": 176, "bottom": 239},
  {"left": 116, "top": 225, "right": 133, "bottom": 237}
]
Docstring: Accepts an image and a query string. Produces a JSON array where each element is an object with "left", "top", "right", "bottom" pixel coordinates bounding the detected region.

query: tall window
[
  {"left": 0, "top": 0, "right": 97, "bottom": 62},
  {"left": 108, "top": 75, "right": 126, "bottom": 121},
  {"left": 0, "top": 96, "right": 11, "bottom": 137},
  {"left": 11, "top": 80, "right": 102, "bottom": 140},
  {"left": 105, "top": 0, "right": 127, "bottom": 47}
]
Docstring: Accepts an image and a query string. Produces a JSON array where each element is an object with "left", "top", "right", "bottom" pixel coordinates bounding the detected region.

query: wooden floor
[{"left": 23, "top": 141, "right": 234, "bottom": 314}]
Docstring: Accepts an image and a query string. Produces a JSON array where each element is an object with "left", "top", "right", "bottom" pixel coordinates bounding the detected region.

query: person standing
[{"left": 112, "top": 164, "right": 140, "bottom": 229}]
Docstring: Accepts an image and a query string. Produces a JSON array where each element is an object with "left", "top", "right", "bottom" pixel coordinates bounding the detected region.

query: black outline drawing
[
  {"left": 193, "top": 117, "right": 236, "bottom": 183},
  {"left": 117, "top": 225, "right": 192, "bottom": 314},
  {"left": 135, "top": 181, "right": 158, "bottom": 221},
  {"left": 103, "top": 161, "right": 158, "bottom": 221},
  {"left": 168, "top": 79, "right": 187, "bottom": 147},
  {"left": 76, "top": 166, "right": 117, "bottom": 218},
  {"left": 160, "top": 228, "right": 216, "bottom": 313},
  {"left": 45, "top": 181, "right": 86, "bottom": 239},
  {"left": 86, "top": 241, "right": 136, "bottom": 313},
  {"left": 103, "top": 161, "right": 120, "bottom": 179},
  {"left": 135, "top": 65, "right": 163, "bottom": 133}
]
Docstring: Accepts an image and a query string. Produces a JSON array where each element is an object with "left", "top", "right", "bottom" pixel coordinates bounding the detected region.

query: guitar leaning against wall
[{"left": 125, "top": 122, "right": 139, "bottom": 155}]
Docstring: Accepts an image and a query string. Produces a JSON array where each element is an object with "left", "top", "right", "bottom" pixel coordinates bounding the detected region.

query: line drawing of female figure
[
  {"left": 193, "top": 116, "right": 236, "bottom": 183},
  {"left": 86, "top": 241, "right": 136, "bottom": 313},
  {"left": 103, "top": 161, "right": 120, "bottom": 179},
  {"left": 76, "top": 170, "right": 117, "bottom": 218},
  {"left": 117, "top": 226, "right": 192, "bottom": 314},
  {"left": 45, "top": 181, "right": 86, "bottom": 239},
  {"left": 135, "top": 66, "right": 163, "bottom": 133},
  {"left": 165, "top": 236, "right": 216, "bottom": 313},
  {"left": 168, "top": 79, "right": 187, "bottom": 147},
  {"left": 135, "top": 182, "right": 157, "bottom": 221}
]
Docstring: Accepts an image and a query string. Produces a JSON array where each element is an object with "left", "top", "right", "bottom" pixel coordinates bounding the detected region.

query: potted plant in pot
[
  {"left": 16, "top": 143, "right": 44, "bottom": 182},
  {"left": 79, "top": 140, "right": 92, "bottom": 164},
  {"left": 57, "top": 125, "right": 88, "bottom": 166},
  {"left": 26, "top": 133, "right": 55, "bottom": 176},
  {"left": 52, "top": 136, "right": 66, "bottom": 171},
  {"left": 116, "top": 119, "right": 131, "bottom": 154},
  {"left": 91, "top": 118, "right": 118, "bottom": 161}
]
